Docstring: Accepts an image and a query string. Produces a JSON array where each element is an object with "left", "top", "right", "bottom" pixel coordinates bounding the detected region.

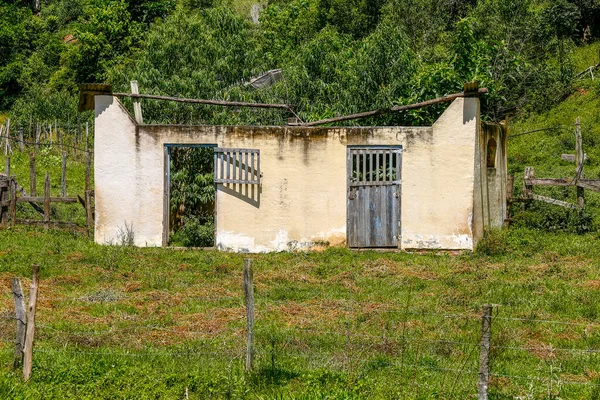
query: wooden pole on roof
[
  {"left": 130, "top": 81, "right": 144, "bottom": 125},
  {"left": 292, "top": 86, "right": 488, "bottom": 127},
  {"left": 113, "top": 92, "right": 294, "bottom": 111}
]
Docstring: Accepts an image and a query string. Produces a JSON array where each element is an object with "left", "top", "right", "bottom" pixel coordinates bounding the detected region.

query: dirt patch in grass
[
  {"left": 66, "top": 251, "right": 85, "bottom": 261},
  {"left": 582, "top": 280, "right": 600, "bottom": 290},
  {"left": 259, "top": 269, "right": 320, "bottom": 285},
  {"left": 49, "top": 274, "right": 83, "bottom": 286},
  {"left": 124, "top": 281, "right": 142, "bottom": 292},
  {"left": 526, "top": 339, "right": 558, "bottom": 360},
  {"left": 272, "top": 301, "right": 352, "bottom": 328}
]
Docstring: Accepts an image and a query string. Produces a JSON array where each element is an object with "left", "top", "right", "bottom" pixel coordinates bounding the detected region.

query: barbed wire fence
[
  {"left": 2, "top": 261, "right": 600, "bottom": 398},
  {"left": 0, "top": 117, "right": 94, "bottom": 158}
]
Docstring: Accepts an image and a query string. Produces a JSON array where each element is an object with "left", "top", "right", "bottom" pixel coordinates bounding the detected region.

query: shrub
[
  {"left": 172, "top": 215, "right": 214, "bottom": 247},
  {"left": 512, "top": 204, "right": 596, "bottom": 234},
  {"left": 476, "top": 228, "right": 508, "bottom": 256}
]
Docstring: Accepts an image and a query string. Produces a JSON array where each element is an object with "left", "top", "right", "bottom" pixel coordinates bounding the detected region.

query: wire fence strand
[{"left": 0, "top": 134, "right": 93, "bottom": 154}]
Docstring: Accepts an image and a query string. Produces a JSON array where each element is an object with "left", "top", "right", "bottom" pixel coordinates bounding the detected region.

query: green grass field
[
  {"left": 1, "top": 226, "right": 600, "bottom": 398},
  {"left": 2, "top": 40, "right": 600, "bottom": 400}
]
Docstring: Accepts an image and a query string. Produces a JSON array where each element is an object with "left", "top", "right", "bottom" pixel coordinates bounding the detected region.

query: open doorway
[{"left": 166, "top": 145, "right": 216, "bottom": 247}]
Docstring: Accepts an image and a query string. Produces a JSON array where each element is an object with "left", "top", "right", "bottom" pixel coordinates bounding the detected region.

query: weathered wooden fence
[
  {"left": 519, "top": 117, "right": 600, "bottom": 209},
  {"left": 0, "top": 152, "right": 94, "bottom": 235}
]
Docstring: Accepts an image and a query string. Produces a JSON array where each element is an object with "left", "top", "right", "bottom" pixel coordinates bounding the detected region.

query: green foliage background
[{"left": 2, "top": 0, "right": 599, "bottom": 126}]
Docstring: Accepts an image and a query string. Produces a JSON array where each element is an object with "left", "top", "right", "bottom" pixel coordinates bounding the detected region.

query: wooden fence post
[
  {"left": 18, "top": 128, "right": 24, "bottom": 152},
  {"left": 523, "top": 167, "right": 534, "bottom": 209},
  {"left": 9, "top": 178, "right": 16, "bottom": 227},
  {"left": 85, "top": 122, "right": 89, "bottom": 153},
  {"left": 43, "top": 173, "right": 50, "bottom": 230},
  {"left": 35, "top": 123, "right": 40, "bottom": 154},
  {"left": 61, "top": 153, "right": 67, "bottom": 197},
  {"left": 23, "top": 264, "right": 39, "bottom": 382},
  {"left": 0, "top": 178, "right": 7, "bottom": 225},
  {"left": 29, "top": 153, "right": 36, "bottom": 196},
  {"left": 11, "top": 278, "right": 26, "bottom": 369},
  {"left": 85, "top": 152, "right": 91, "bottom": 193},
  {"left": 85, "top": 190, "right": 93, "bottom": 239},
  {"left": 478, "top": 304, "right": 493, "bottom": 400},
  {"left": 243, "top": 258, "right": 255, "bottom": 372},
  {"left": 505, "top": 174, "right": 514, "bottom": 226},
  {"left": 58, "top": 121, "right": 62, "bottom": 152},
  {"left": 5, "top": 118, "right": 10, "bottom": 156},
  {"left": 5, "top": 156, "right": 9, "bottom": 176},
  {"left": 575, "top": 117, "right": 584, "bottom": 209}
]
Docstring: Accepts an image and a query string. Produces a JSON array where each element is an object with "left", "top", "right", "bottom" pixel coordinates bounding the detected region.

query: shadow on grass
[{"left": 249, "top": 365, "right": 300, "bottom": 387}]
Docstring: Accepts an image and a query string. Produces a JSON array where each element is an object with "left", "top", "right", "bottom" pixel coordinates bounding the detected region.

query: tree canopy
[{"left": 1, "top": 0, "right": 599, "bottom": 125}]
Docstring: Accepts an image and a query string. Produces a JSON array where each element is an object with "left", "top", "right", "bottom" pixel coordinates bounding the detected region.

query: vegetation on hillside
[
  {"left": 507, "top": 42, "right": 600, "bottom": 229},
  {"left": 1, "top": 0, "right": 599, "bottom": 125}
]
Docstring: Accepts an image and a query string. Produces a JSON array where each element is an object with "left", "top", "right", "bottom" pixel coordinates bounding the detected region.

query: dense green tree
[
  {"left": 108, "top": 7, "right": 260, "bottom": 124},
  {"left": 0, "top": 4, "right": 35, "bottom": 109},
  {"left": 128, "top": 0, "right": 176, "bottom": 23},
  {"left": 3, "top": 0, "right": 600, "bottom": 124},
  {"left": 316, "top": 0, "right": 387, "bottom": 38}
]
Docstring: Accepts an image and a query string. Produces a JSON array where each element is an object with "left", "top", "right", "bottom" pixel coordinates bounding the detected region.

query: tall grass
[{"left": 1, "top": 227, "right": 600, "bottom": 397}]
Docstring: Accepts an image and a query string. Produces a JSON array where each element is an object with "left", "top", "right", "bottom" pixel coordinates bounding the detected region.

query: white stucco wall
[{"left": 94, "top": 95, "right": 481, "bottom": 251}]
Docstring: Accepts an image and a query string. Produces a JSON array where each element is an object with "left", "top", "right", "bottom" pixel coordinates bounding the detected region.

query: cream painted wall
[{"left": 95, "top": 95, "right": 482, "bottom": 251}]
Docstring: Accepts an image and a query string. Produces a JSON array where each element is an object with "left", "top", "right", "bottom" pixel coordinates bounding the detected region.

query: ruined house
[{"left": 93, "top": 91, "right": 507, "bottom": 252}]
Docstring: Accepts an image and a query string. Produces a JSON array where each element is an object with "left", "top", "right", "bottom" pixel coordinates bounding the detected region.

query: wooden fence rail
[
  {"left": 1, "top": 146, "right": 93, "bottom": 233},
  {"left": 520, "top": 117, "right": 599, "bottom": 209},
  {"left": 0, "top": 175, "right": 93, "bottom": 231}
]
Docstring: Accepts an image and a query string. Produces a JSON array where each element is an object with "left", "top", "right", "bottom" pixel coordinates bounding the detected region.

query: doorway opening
[{"left": 166, "top": 145, "right": 216, "bottom": 247}]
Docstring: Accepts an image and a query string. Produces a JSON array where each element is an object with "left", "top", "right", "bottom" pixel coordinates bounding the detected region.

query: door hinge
[{"left": 348, "top": 187, "right": 358, "bottom": 200}]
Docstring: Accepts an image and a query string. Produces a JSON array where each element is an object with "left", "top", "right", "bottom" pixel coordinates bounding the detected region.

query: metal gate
[{"left": 347, "top": 147, "right": 402, "bottom": 248}]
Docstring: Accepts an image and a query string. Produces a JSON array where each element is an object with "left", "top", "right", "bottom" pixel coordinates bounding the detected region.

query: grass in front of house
[{"left": 1, "top": 227, "right": 600, "bottom": 398}]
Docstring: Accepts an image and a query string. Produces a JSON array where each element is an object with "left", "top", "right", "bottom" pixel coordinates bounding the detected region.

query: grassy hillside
[
  {"left": 1, "top": 227, "right": 600, "bottom": 398},
  {"left": 508, "top": 42, "right": 600, "bottom": 226}
]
